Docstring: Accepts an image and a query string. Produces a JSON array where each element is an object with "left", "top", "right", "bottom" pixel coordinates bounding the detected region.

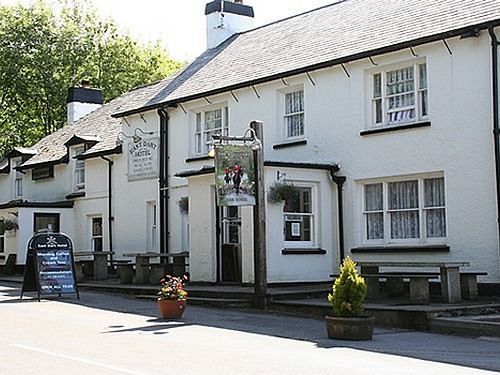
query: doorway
[{"left": 217, "top": 205, "right": 242, "bottom": 283}]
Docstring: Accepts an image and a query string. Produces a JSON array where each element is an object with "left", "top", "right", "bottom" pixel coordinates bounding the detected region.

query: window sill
[
  {"left": 282, "top": 248, "right": 327, "bottom": 255},
  {"left": 66, "top": 191, "right": 86, "bottom": 200},
  {"left": 185, "top": 155, "right": 213, "bottom": 163},
  {"left": 273, "top": 139, "right": 307, "bottom": 150},
  {"left": 360, "top": 121, "right": 431, "bottom": 136},
  {"left": 351, "top": 244, "right": 449, "bottom": 253}
]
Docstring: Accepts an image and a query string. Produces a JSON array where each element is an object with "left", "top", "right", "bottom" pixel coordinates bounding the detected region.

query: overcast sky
[{"left": 0, "top": 0, "right": 335, "bottom": 61}]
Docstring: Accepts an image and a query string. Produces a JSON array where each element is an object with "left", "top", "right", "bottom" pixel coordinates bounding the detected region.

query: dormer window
[
  {"left": 73, "top": 147, "right": 85, "bottom": 191},
  {"left": 13, "top": 159, "right": 23, "bottom": 198}
]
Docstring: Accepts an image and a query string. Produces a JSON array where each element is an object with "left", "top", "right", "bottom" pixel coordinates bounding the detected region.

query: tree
[{"left": 0, "top": 0, "right": 183, "bottom": 157}]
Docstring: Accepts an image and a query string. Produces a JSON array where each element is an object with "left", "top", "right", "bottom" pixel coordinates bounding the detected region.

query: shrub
[{"left": 327, "top": 257, "right": 367, "bottom": 317}]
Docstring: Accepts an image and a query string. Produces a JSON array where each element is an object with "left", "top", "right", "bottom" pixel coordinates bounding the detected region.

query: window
[
  {"left": 33, "top": 213, "right": 60, "bottom": 233},
  {"left": 0, "top": 220, "right": 4, "bottom": 253},
  {"left": 194, "top": 107, "right": 228, "bottom": 155},
  {"left": 147, "top": 202, "right": 157, "bottom": 252},
  {"left": 283, "top": 187, "right": 314, "bottom": 245},
  {"left": 14, "top": 160, "right": 23, "bottom": 198},
  {"left": 363, "top": 176, "right": 446, "bottom": 242},
  {"left": 372, "top": 63, "right": 428, "bottom": 127},
  {"left": 284, "top": 90, "right": 304, "bottom": 138},
  {"left": 32, "top": 165, "right": 54, "bottom": 180},
  {"left": 73, "top": 147, "right": 85, "bottom": 191},
  {"left": 91, "top": 217, "right": 103, "bottom": 251}
]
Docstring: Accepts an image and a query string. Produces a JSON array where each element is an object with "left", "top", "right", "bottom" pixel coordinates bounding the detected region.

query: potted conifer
[{"left": 325, "top": 257, "right": 374, "bottom": 340}]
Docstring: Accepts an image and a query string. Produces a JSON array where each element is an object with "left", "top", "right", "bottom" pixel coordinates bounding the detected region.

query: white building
[{"left": 2, "top": 0, "right": 500, "bottom": 289}]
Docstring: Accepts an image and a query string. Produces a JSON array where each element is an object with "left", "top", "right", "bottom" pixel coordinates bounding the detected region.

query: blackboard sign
[{"left": 21, "top": 232, "right": 79, "bottom": 301}]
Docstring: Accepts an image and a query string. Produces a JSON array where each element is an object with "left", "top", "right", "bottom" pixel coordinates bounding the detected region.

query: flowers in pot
[
  {"left": 325, "top": 257, "right": 374, "bottom": 340},
  {"left": 157, "top": 274, "right": 188, "bottom": 319}
]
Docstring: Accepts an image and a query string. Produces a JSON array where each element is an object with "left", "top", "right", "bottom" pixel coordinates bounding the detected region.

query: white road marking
[{"left": 11, "top": 344, "right": 149, "bottom": 375}]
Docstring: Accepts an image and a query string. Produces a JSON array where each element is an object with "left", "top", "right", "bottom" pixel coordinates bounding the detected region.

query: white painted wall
[
  {"left": 1, "top": 29, "right": 499, "bottom": 284},
  {"left": 163, "top": 31, "right": 500, "bottom": 283}
]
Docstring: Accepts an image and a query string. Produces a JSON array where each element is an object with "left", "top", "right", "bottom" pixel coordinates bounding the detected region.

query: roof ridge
[{"left": 237, "top": 0, "right": 349, "bottom": 37}]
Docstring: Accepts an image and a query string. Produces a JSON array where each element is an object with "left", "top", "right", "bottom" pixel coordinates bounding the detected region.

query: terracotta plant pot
[
  {"left": 157, "top": 299, "right": 187, "bottom": 319},
  {"left": 325, "top": 315, "right": 375, "bottom": 340}
]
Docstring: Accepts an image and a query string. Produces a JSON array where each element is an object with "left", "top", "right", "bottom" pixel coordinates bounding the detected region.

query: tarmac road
[{"left": 1, "top": 281, "right": 499, "bottom": 375}]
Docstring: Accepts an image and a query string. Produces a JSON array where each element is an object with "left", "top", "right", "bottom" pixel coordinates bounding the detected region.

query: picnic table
[
  {"left": 123, "top": 251, "right": 189, "bottom": 284},
  {"left": 74, "top": 251, "right": 114, "bottom": 281},
  {"left": 355, "top": 261, "right": 470, "bottom": 303}
]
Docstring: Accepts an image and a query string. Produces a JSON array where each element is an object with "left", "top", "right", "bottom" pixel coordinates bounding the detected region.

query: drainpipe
[
  {"left": 157, "top": 107, "right": 169, "bottom": 254},
  {"left": 329, "top": 170, "right": 346, "bottom": 263},
  {"left": 100, "top": 156, "right": 114, "bottom": 264},
  {"left": 489, "top": 27, "right": 500, "bottom": 262}
]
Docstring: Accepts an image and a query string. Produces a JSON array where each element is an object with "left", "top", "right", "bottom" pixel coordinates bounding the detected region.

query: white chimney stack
[
  {"left": 66, "top": 80, "right": 103, "bottom": 124},
  {"left": 205, "top": 0, "right": 255, "bottom": 49}
]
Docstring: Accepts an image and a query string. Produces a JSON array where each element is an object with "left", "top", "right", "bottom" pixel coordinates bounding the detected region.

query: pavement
[{"left": 1, "top": 281, "right": 500, "bottom": 374}]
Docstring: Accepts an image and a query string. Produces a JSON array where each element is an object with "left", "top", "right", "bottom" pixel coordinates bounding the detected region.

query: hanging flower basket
[
  {"left": 0, "top": 218, "right": 18, "bottom": 232},
  {"left": 267, "top": 182, "right": 300, "bottom": 203}
]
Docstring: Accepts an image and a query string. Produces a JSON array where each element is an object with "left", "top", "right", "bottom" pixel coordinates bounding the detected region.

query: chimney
[
  {"left": 205, "top": 0, "right": 255, "bottom": 49},
  {"left": 66, "top": 80, "right": 104, "bottom": 124}
]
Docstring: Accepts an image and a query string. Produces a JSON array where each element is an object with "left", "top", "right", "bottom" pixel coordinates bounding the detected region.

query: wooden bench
[
  {"left": 460, "top": 271, "right": 487, "bottom": 300},
  {"left": 74, "top": 260, "right": 93, "bottom": 281},
  {"left": 117, "top": 263, "right": 135, "bottom": 284},
  {"left": 363, "top": 273, "right": 439, "bottom": 304},
  {"left": 140, "top": 263, "right": 174, "bottom": 284}
]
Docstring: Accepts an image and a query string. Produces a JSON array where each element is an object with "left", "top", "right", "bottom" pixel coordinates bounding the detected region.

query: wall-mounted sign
[
  {"left": 128, "top": 137, "right": 159, "bottom": 181},
  {"left": 215, "top": 144, "right": 256, "bottom": 206}
]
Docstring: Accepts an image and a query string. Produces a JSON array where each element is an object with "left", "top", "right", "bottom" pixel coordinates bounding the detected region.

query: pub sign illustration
[{"left": 215, "top": 144, "right": 256, "bottom": 206}]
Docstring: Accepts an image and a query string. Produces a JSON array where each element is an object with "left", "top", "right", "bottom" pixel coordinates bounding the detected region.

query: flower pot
[
  {"left": 325, "top": 315, "right": 375, "bottom": 340},
  {"left": 157, "top": 299, "right": 186, "bottom": 319}
]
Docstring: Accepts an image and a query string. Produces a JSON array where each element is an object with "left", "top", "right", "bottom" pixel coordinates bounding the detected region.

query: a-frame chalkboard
[{"left": 20, "top": 232, "right": 79, "bottom": 301}]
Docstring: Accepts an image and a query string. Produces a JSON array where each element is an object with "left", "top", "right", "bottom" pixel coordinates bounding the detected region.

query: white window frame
[
  {"left": 362, "top": 174, "right": 446, "bottom": 245},
  {"left": 193, "top": 106, "right": 229, "bottom": 156},
  {"left": 73, "top": 146, "right": 85, "bottom": 191},
  {"left": 370, "top": 60, "right": 428, "bottom": 128},
  {"left": 147, "top": 201, "right": 158, "bottom": 252},
  {"left": 0, "top": 219, "right": 5, "bottom": 253},
  {"left": 283, "top": 183, "right": 317, "bottom": 248},
  {"left": 90, "top": 216, "right": 103, "bottom": 251},
  {"left": 13, "top": 159, "right": 23, "bottom": 198},
  {"left": 283, "top": 88, "right": 305, "bottom": 140}
]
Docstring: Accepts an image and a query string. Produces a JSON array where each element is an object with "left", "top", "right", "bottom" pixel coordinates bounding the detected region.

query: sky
[{"left": 0, "top": 0, "right": 335, "bottom": 61}]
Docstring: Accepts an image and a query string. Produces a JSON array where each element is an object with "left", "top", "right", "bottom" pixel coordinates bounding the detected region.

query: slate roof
[
  {"left": 114, "top": 0, "right": 500, "bottom": 117},
  {"left": 18, "top": 78, "right": 174, "bottom": 169}
]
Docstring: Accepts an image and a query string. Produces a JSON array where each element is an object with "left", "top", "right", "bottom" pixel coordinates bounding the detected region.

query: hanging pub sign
[
  {"left": 20, "top": 232, "right": 79, "bottom": 301},
  {"left": 128, "top": 137, "right": 159, "bottom": 181},
  {"left": 215, "top": 144, "right": 256, "bottom": 206}
]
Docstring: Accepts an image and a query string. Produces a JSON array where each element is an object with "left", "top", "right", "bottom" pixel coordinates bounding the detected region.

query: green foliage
[
  {"left": 327, "top": 257, "right": 367, "bottom": 317},
  {"left": 267, "top": 182, "right": 299, "bottom": 203},
  {"left": 0, "top": 0, "right": 183, "bottom": 157}
]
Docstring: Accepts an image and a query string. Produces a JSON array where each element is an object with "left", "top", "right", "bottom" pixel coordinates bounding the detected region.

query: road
[{"left": 1, "top": 281, "right": 499, "bottom": 375}]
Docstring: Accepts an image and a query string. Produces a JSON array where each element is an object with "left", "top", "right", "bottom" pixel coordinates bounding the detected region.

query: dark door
[{"left": 217, "top": 205, "right": 242, "bottom": 282}]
